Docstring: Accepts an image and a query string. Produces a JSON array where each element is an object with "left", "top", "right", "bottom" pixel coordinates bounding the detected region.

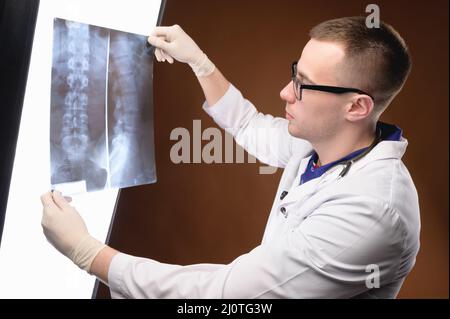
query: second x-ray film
[{"left": 50, "top": 18, "right": 156, "bottom": 194}]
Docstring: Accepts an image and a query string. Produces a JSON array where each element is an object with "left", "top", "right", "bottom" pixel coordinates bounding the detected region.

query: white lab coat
[{"left": 108, "top": 84, "right": 420, "bottom": 299}]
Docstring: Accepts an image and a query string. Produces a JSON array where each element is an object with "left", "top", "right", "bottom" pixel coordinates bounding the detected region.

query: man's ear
[{"left": 345, "top": 95, "right": 374, "bottom": 122}]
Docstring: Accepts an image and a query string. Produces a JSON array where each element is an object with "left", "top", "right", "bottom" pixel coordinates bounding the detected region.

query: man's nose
[{"left": 280, "top": 81, "right": 296, "bottom": 104}]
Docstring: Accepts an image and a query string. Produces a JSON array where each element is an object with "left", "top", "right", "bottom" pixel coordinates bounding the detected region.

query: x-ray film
[{"left": 50, "top": 18, "right": 156, "bottom": 193}]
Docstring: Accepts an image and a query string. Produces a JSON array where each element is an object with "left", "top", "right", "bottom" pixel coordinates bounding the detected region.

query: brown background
[{"left": 97, "top": 0, "right": 449, "bottom": 298}]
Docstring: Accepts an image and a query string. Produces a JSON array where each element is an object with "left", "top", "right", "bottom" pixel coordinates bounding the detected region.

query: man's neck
[{"left": 313, "top": 125, "right": 377, "bottom": 167}]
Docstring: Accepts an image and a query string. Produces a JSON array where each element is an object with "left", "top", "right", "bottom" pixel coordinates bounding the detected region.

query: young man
[{"left": 40, "top": 17, "right": 420, "bottom": 298}]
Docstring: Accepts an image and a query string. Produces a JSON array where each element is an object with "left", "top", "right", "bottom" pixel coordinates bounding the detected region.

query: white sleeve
[
  {"left": 108, "top": 195, "right": 405, "bottom": 299},
  {"left": 202, "top": 84, "right": 312, "bottom": 168}
]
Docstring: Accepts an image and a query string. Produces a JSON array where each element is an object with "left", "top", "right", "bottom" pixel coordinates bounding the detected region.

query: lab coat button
[
  {"left": 280, "top": 207, "right": 287, "bottom": 217},
  {"left": 280, "top": 191, "right": 288, "bottom": 200}
]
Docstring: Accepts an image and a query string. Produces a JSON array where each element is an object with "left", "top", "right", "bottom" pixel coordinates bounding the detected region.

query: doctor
[{"left": 40, "top": 16, "right": 420, "bottom": 298}]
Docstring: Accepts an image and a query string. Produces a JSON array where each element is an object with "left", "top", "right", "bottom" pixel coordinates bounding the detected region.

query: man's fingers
[
  {"left": 153, "top": 46, "right": 174, "bottom": 64},
  {"left": 40, "top": 192, "right": 56, "bottom": 209},
  {"left": 147, "top": 35, "right": 171, "bottom": 51},
  {"left": 157, "top": 48, "right": 166, "bottom": 62},
  {"left": 150, "top": 26, "right": 175, "bottom": 39},
  {"left": 154, "top": 47, "right": 163, "bottom": 61},
  {"left": 40, "top": 192, "right": 52, "bottom": 205},
  {"left": 160, "top": 50, "right": 174, "bottom": 64},
  {"left": 52, "top": 191, "right": 70, "bottom": 210}
]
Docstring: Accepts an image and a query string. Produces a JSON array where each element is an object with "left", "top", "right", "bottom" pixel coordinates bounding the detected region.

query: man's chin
[{"left": 287, "top": 124, "right": 304, "bottom": 139}]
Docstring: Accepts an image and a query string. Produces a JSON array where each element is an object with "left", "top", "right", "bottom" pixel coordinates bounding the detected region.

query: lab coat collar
[
  {"left": 300, "top": 121, "right": 403, "bottom": 185},
  {"left": 377, "top": 121, "right": 403, "bottom": 142},
  {"left": 350, "top": 121, "right": 407, "bottom": 164},
  {"left": 279, "top": 133, "right": 408, "bottom": 206}
]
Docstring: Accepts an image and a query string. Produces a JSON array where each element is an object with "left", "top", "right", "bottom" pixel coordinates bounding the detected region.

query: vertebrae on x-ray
[
  {"left": 62, "top": 21, "right": 90, "bottom": 163},
  {"left": 109, "top": 33, "right": 144, "bottom": 186}
]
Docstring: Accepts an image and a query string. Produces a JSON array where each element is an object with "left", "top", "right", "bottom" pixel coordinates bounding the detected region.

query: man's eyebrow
[{"left": 298, "top": 71, "right": 316, "bottom": 85}]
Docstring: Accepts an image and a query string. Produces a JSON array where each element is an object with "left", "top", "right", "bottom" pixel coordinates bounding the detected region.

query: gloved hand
[
  {"left": 147, "top": 24, "right": 215, "bottom": 77},
  {"left": 40, "top": 191, "right": 105, "bottom": 273}
]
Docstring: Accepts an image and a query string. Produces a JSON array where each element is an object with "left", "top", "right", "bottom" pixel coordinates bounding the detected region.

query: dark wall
[{"left": 98, "top": 0, "right": 449, "bottom": 298}]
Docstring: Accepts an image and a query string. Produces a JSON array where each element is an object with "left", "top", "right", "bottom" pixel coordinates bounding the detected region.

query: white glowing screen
[{"left": 0, "top": 0, "right": 162, "bottom": 298}]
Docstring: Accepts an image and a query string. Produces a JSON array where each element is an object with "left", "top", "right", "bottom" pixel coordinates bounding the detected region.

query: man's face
[{"left": 280, "top": 39, "right": 350, "bottom": 143}]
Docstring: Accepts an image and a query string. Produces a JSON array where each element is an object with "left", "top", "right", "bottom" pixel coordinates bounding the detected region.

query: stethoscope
[
  {"left": 337, "top": 127, "right": 383, "bottom": 178},
  {"left": 279, "top": 128, "right": 383, "bottom": 201}
]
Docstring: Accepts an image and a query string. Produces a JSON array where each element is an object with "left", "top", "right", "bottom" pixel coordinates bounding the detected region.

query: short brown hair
[{"left": 310, "top": 16, "right": 412, "bottom": 113}]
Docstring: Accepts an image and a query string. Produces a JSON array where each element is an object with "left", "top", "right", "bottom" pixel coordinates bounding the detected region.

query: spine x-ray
[{"left": 50, "top": 18, "right": 156, "bottom": 193}]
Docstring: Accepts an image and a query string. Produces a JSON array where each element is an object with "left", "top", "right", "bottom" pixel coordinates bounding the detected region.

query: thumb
[
  {"left": 52, "top": 191, "right": 70, "bottom": 210},
  {"left": 147, "top": 35, "right": 171, "bottom": 51}
]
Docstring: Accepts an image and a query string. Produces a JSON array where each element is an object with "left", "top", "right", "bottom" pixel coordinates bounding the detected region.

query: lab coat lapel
[
  {"left": 280, "top": 138, "right": 409, "bottom": 206},
  {"left": 280, "top": 156, "right": 324, "bottom": 205}
]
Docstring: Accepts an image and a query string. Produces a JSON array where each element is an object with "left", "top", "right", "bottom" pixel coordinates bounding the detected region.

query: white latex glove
[
  {"left": 147, "top": 24, "right": 215, "bottom": 77},
  {"left": 40, "top": 191, "right": 105, "bottom": 273}
]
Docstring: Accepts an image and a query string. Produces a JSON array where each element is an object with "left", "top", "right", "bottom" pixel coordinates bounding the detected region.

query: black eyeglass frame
[{"left": 291, "top": 62, "right": 374, "bottom": 101}]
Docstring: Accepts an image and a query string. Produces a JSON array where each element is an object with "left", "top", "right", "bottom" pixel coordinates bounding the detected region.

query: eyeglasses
[{"left": 291, "top": 62, "right": 374, "bottom": 101}]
